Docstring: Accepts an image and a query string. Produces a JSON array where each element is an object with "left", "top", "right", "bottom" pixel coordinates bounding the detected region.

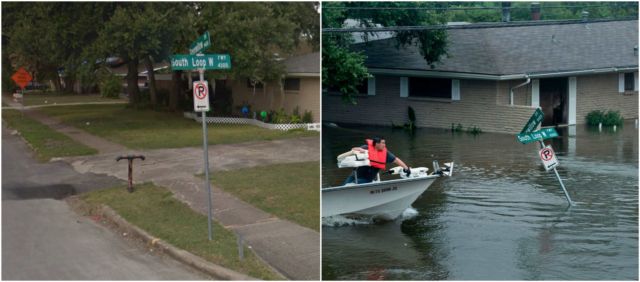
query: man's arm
[{"left": 393, "top": 157, "right": 409, "bottom": 170}]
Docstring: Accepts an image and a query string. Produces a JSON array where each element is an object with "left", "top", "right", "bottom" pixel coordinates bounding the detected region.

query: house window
[
  {"left": 284, "top": 78, "right": 300, "bottom": 91},
  {"left": 409, "top": 77, "right": 451, "bottom": 99},
  {"left": 624, "top": 72, "right": 634, "bottom": 91},
  {"left": 247, "top": 79, "right": 263, "bottom": 89}
]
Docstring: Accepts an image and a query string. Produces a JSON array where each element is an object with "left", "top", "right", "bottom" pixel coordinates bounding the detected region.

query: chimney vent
[{"left": 581, "top": 11, "right": 589, "bottom": 22}]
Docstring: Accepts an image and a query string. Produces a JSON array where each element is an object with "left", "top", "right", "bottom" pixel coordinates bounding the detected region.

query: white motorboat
[{"left": 322, "top": 151, "right": 453, "bottom": 220}]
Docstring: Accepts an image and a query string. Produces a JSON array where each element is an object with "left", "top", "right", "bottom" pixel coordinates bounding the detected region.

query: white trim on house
[
  {"left": 452, "top": 79, "right": 460, "bottom": 101},
  {"left": 618, "top": 73, "right": 625, "bottom": 93},
  {"left": 400, "top": 77, "right": 408, "bottom": 97},
  {"left": 531, "top": 79, "right": 540, "bottom": 108},
  {"left": 569, "top": 76, "right": 577, "bottom": 125},
  {"left": 369, "top": 66, "right": 636, "bottom": 81},
  {"left": 368, "top": 76, "right": 376, "bottom": 96}
]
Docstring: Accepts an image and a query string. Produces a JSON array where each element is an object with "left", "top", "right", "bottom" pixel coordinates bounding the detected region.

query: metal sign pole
[
  {"left": 538, "top": 140, "right": 574, "bottom": 206},
  {"left": 200, "top": 69, "right": 213, "bottom": 240}
]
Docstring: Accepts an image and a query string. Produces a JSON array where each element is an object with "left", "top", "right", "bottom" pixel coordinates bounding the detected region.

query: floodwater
[{"left": 322, "top": 121, "right": 638, "bottom": 280}]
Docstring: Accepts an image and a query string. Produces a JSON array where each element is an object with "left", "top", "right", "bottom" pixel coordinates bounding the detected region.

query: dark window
[
  {"left": 247, "top": 79, "right": 263, "bottom": 89},
  {"left": 624, "top": 72, "right": 634, "bottom": 91},
  {"left": 284, "top": 78, "right": 300, "bottom": 91},
  {"left": 409, "top": 77, "right": 451, "bottom": 99},
  {"left": 356, "top": 80, "right": 368, "bottom": 95}
]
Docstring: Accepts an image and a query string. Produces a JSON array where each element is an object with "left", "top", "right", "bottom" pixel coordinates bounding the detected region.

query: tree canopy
[{"left": 2, "top": 2, "right": 319, "bottom": 110}]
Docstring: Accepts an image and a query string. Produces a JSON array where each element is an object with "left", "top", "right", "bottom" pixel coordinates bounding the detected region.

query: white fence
[{"left": 183, "top": 112, "right": 321, "bottom": 131}]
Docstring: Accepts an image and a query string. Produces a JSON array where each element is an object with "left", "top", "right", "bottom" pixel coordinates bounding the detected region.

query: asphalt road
[{"left": 1, "top": 125, "right": 207, "bottom": 280}]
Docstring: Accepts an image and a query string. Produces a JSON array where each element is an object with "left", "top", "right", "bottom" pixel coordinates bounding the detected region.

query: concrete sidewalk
[{"left": 3, "top": 98, "right": 320, "bottom": 280}]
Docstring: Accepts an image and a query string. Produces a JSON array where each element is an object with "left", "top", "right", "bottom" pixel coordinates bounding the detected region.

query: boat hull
[{"left": 322, "top": 176, "right": 438, "bottom": 220}]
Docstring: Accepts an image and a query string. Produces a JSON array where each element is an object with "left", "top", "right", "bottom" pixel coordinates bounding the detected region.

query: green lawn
[
  {"left": 21, "top": 92, "right": 124, "bottom": 106},
  {"left": 39, "top": 104, "right": 317, "bottom": 149},
  {"left": 81, "top": 183, "right": 282, "bottom": 280},
  {"left": 2, "top": 109, "right": 97, "bottom": 161},
  {"left": 211, "top": 162, "right": 320, "bottom": 231}
]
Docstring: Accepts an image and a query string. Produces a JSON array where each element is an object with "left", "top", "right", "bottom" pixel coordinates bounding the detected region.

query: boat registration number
[{"left": 370, "top": 186, "right": 398, "bottom": 194}]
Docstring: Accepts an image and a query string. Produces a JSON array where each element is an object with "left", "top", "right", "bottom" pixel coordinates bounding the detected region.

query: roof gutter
[{"left": 369, "top": 66, "right": 638, "bottom": 81}]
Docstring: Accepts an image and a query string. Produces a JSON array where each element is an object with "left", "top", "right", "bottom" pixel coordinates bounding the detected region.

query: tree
[
  {"left": 95, "top": 3, "right": 182, "bottom": 107},
  {"left": 322, "top": 2, "right": 450, "bottom": 103},
  {"left": 4, "top": 3, "right": 115, "bottom": 93},
  {"left": 199, "top": 2, "right": 319, "bottom": 109}
]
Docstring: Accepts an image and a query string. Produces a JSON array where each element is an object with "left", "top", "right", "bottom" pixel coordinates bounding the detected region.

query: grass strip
[
  {"left": 39, "top": 104, "right": 318, "bottom": 149},
  {"left": 211, "top": 162, "right": 320, "bottom": 231},
  {"left": 2, "top": 109, "right": 97, "bottom": 161},
  {"left": 81, "top": 183, "right": 282, "bottom": 280}
]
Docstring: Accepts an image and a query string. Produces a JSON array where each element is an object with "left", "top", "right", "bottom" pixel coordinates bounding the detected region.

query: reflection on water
[{"left": 322, "top": 121, "right": 638, "bottom": 280}]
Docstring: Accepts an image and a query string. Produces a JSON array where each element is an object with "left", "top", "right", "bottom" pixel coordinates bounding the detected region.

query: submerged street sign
[
  {"left": 189, "top": 31, "right": 211, "bottom": 55},
  {"left": 517, "top": 127, "right": 559, "bottom": 144},
  {"left": 170, "top": 54, "right": 231, "bottom": 70},
  {"left": 520, "top": 108, "right": 544, "bottom": 134}
]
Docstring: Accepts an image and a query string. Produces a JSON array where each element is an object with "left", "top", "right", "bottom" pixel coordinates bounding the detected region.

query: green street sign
[
  {"left": 517, "top": 127, "right": 559, "bottom": 144},
  {"left": 170, "top": 54, "right": 231, "bottom": 70},
  {"left": 520, "top": 108, "right": 544, "bottom": 134},
  {"left": 190, "top": 31, "right": 211, "bottom": 55}
]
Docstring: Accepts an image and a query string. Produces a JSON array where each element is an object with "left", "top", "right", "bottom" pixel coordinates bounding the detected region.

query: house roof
[
  {"left": 353, "top": 20, "right": 638, "bottom": 76},
  {"left": 284, "top": 52, "right": 320, "bottom": 75}
]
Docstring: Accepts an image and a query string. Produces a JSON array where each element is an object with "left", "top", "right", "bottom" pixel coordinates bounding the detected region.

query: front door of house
[{"left": 539, "top": 77, "right": 568, "bottom": 126}]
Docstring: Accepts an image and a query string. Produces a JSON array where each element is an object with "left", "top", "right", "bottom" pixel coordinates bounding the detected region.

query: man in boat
[{"left": 344, "top": 137, "right": 411, "bottom": 184}]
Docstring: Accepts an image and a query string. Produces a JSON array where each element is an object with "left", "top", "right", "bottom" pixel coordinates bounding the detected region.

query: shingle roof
[
  {"left": 284, "top": 52, "right": 320, "bottom": 74},
  {"left": 353, "top": 20, "right": 638, "bottom": 76}
]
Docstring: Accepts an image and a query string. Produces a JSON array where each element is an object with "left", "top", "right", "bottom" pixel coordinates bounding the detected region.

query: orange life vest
[{"left": 366, "top": 139, "right": 387, "bottom": 169}]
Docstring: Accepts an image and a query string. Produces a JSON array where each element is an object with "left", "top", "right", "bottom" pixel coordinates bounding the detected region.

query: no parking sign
[
  {"left": 193, "top": 81, "right": 210, "bottom": 112},
  {"left": 539, "top": 145, "right": 558, "bottom": 171}
]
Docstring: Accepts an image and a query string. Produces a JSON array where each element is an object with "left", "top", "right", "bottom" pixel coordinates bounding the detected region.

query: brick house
[
  {"left": 228, "top": 52, "right": 320, "bottom": 122},
  {"left": 323, "top": 20, "right": 638, "bottom": 133}
]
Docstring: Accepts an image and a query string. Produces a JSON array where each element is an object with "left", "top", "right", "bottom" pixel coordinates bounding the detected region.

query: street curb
[{"left": 95, "top": 204, "right": 259, "bottom": 281}]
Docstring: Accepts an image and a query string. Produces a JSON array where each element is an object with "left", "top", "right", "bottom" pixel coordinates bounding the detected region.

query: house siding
[
  {"left": 323, "top": 75, "right": 536, "bottom": 134},
  {"left": 576, "top": 73, "right": 638, "bottom": 123},
  {"left": 230, "top": 76, "right": 320, "bottom": 122}
]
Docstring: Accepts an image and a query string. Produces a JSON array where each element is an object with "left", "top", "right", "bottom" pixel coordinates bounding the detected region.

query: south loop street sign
[
  {"left": 11, "top": 67, "right": 33, "bottom": 89},
  {"left": 171, "top": 54, "right": 231, "bottom": 71},
  {"left": 516, "top": 127, "right": 559, "bottom": 144},
  {"left": 193, "top": 81, "right": 210, "bottom": 112},
  {"left": 190, "top": 31, "right": 211, "bottom": 55},
  {"left": 520, "top": 108, "right": 544, "bottom": 134},
  {"left": 539, "top": 145, "right": 559, "bottom": 171}
]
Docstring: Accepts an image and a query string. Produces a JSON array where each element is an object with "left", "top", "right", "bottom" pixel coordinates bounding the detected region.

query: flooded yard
[{"left": 322, "top": 121, "right": 638, "bottom": 280}]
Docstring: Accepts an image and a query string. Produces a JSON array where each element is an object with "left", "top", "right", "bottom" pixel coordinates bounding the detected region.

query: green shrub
[
  {"left": 302, "top": 110, "right": 313, "bottom": 123},
  {"left": 98, "top": 74, "right": 121, "bottom": 99},
  {"left": 272, "top": 108, "right": 289, "bottom": 124},
  {"left": 586, "top": 110, "right": 623, "bottom": 126},
  {"left": 466, "top": 125, "right": 482, "bottom": 135},
  {"left": 408, "top": 106, "right": 416, "bottom": 123},
  {"left": 586, "top": 110, "right": 605, "bottom": 126},
  {"left": 603, "top": 110, "right": 623, "bottom": 126},
  {"left": 451, "top": 123, "right": 464, "bottom": 132},
  {"left": 290, "top": 106, "right": 302, "bottom": 124}
]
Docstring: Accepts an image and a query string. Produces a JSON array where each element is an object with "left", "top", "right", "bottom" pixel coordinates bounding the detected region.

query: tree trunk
[
  {"left": 279, "top": 78, "right": 285, "bottom": 109},
  {"left": 144, "top": 56, "right": 157, "bottom": 107},
  {"left": 170, "top": 70, "right": 182, "bottom": 111},
  {"left": 127, "top": 58, "right": 140, "bottom": 105}
]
